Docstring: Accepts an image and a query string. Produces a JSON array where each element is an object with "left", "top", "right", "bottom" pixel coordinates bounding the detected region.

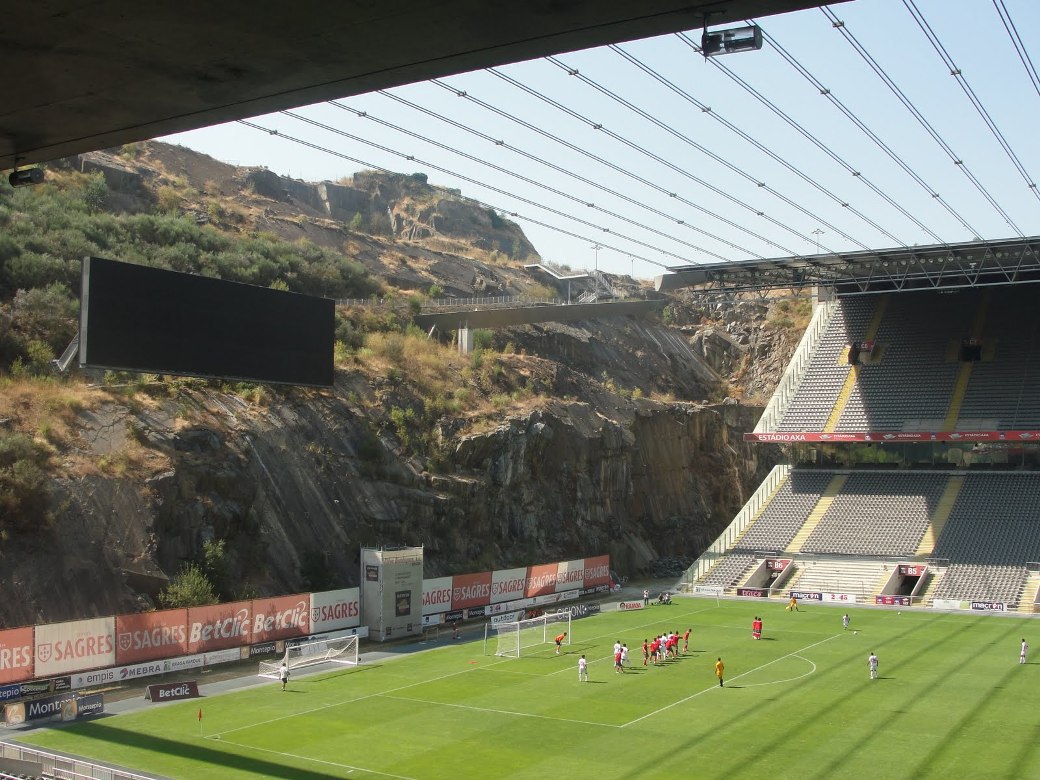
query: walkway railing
[
  {"left": 680, "top": 463, "right": 791, "bottom": 588},
  {"left": 0, "top": 742, "right": 165, "bottom": 780},
  {"left": 754, "top": 298, "right": 837, "bottom": 433}
]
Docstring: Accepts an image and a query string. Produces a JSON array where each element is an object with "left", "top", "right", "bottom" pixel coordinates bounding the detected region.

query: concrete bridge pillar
[{"left": 457, "top": 323, "right": 474, "bottom": 354}]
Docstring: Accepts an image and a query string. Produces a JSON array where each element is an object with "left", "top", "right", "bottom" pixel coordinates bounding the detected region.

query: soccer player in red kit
[
  {"left": 642, "top": 639, "right": 650, "bottom": 666},
  {"left": 683, "top": 628, "right": 691, "bottom": 653}
]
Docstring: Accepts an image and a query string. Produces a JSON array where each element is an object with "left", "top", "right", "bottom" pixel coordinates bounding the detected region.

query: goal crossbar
[
  {"left": 485, "top": 611, "right": 571, "bottom": 657},
  {"left": 258, "top": 635, "right": 359, "bottom": 678}
]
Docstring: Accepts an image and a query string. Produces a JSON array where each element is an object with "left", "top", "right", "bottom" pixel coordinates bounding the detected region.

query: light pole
[
  {"left": 811, "top": 229, "right": 824, "bottom": 255},
  {"left": 590, "top": 243, "right": 602, "bottom": 272},
  {"left": 629, "top": 256, "right": 635, "bottom": 279}
]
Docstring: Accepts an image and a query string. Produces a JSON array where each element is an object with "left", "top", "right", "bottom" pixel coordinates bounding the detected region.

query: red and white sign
[
  {"left": 744, "top": 430, "right": 1040, "bottom": 443},
  {"left": 555, "top": 559, "right": 586, "bottom": 592},
  {"left": 35, "top": 618, "right": 115, "bottom": 677},
  {"left": 766, "top": 559, "right": 790, "bottom": 572},
  {"left": 115, "top": 609, "right": 188, "bottom": 665},
  {"left": 898, "top": 564, "right": 927, "bottom": 577},
  {"left": 737, "top": 588, "right": 768, "bottom": 598},
  {"left": 421, "top": 577, "right": 453, "bottom": 616},
  {"left": 309, "top": 588, "right": 360, "bottom": 634},
  {"left": 582, "top": 555, "right": 611, "bottom": 588},
  {"left": 490, "top": 567, "right": 527, "bottom": 604},
  {"left": 618, "top": 601, "right": 644, "bottom": 611},
  {"left": 451, "top": 572, "right": 492, "bottom": 610},
  {"left": 186, "top": 601, "right": 251, "bottom": 654},
  {"left": 251, "top": 594, "right": 310, "bottom": 644},
  {"left": 525, "top": 563, "right": 558, "bottom": 598},
  {"left": 0, "top": 627, "right": 34, "bottom": 684}
]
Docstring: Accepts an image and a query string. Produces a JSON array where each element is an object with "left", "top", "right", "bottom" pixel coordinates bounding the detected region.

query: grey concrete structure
[{"left": 4, "top": 1, "right": 837, "bottom": 169}]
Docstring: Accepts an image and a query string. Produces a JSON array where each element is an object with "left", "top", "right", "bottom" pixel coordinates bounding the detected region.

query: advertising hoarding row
[
  {"left": 0, "top": 588, "right": 361, "bottom": 682},
  {"left": 421, "top": 556, "right": 610, "bottom": 617},
  {"left": 744, "top": 430, "right": 1040, "bottom": 443}
]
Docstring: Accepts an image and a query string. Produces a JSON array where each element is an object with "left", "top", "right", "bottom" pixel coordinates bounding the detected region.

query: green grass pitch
[{"left": 17, "top": 599, "right": 1040, "bottom": 779}]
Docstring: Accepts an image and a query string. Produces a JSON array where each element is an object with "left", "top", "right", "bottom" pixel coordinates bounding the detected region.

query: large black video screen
[{"left": 80, "top": 257, "right": 335, "bottom": 387}]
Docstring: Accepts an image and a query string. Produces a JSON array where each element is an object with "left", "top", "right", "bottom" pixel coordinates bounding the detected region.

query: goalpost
[
  {"left": 258, "top": 635, "right": 359, "bottom": 678},
  {"left": 484, "top": 611, "right": 572, "bottom": 657}
]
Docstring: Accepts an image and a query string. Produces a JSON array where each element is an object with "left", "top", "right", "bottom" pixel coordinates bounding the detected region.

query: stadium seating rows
[
  {"left": 698, "top": 469, "right": 1040, "bottom": 605},
  {"left": 773, "top": 288, "right": 1040, "bottom": 433}
]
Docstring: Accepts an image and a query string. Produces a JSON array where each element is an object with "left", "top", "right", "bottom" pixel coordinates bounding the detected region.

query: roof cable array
[
  {"left": 236, "top": 3, "right": 1034, "bottom": 272},
  {"left": 903, "top": 0, "right": 1040, "bottom": 206},
  {"left": 820, "top": 5, "right": 1025, "bottom": 237},
  {"left": 749, "top": 19, "right": 980, "bottom": 242},
  {"left": 992, "top": 0, "right": 1040, "bottom": 99}
]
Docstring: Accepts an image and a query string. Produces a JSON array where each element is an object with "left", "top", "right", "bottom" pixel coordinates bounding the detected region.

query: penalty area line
[
  {"left": 210, "top": 737, "right": 419, "bottom": 780},
  {"left": 379, "top": 693, "right": 620, "bottom": 729},
  {"left": 620, "top": 633, "right": 840, "bottom": 728}
]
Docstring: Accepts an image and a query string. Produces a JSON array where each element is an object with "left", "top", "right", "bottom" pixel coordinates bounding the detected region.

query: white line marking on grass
[
  {"left": 212, "top": 661, "right": 508, "bottom": 738},
  {"left": 737, "top": 654, "right": 817, "bottom": 688},
  {"left": 213, "top": 738, "right": 419, "bottom": 780},
  {"left": 620, "top": 634, "right": 840, "bottom": 728},
  {"left": 379, "top": 694, "right": 619, "bottom": 729}
]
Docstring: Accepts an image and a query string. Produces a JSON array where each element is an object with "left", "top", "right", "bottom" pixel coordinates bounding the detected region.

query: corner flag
[{"left": 198, "top": 708, "right": 203, "bottom": 722}]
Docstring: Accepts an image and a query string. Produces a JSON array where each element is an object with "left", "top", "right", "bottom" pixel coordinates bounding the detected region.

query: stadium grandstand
[{"left": 671, "top": 237, "right": 1040, "bottom": 613}]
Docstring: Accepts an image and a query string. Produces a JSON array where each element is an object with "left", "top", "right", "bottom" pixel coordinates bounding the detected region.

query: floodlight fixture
[
  {"left": 702, "top": 24, "right": 763, "bottom": 58},
  {"left": 8, "top": 167, "right": 44, "bottom": 186}
]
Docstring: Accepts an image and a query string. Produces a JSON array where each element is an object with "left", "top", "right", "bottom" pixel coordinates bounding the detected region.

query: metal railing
[
  {"left": 680, "top": 464, "right": 791, "bottom": 587},
  {"left": 754, "top": 298, "right": 838, "bottom": 433},
  {"left": 0, "top": 742, "right": 166, "bottom": 780}
]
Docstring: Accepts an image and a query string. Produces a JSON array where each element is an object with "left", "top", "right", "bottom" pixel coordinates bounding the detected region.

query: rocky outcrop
[{"left": 0, "top": 388, "right": 774, "bottom": 624}]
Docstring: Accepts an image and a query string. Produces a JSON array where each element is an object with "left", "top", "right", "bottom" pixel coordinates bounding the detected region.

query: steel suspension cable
[
  {"left": 324, "top": 100, "right": 738, "bottom": 259},
  {"left": 992, "top": 0, "right": 1040, "bottom": 99},
  {"left": 539, "top": 55, "right": 855, "bottom": 253},
  {"left": 749, "top": 22, "right": 977, "bottom": 242},
  {"left": 821, "top": 5, "right": 1024, "bottom": 237},
  {"left": 357, "top": 92, "right": 763, "bottom": 258},
  {"left": 479, "top": 68, "right": 798, "bottom": 255},
  {"left": 608, "top": 43, "right": 874, "bottom": 251},
  {"left": 674, "top": 32, "right": 911, "bottom": 246},
  {"left": 237, "top": 119, "right": 674, "bottom": 269},
  {"left": 275, "top": 112, "right": 705, "bottom": 264},
  {"left": 904, "top": 0, "right": 1040, "bottom": 206}
]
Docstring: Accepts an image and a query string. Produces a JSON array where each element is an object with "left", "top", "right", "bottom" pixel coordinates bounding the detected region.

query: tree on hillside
[{"left": 158, "top": 562, "right": 218, "bottom": 608}]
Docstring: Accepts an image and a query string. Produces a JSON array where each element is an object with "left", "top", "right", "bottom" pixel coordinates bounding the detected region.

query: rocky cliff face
[
  {"left": 1, "top": 387, "right": 775, "bottom": 625},
  {"left": 0, "top": 142, "right": 797, "bottom": 626}
]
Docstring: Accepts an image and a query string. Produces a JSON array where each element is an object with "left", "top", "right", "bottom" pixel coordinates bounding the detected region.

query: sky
[{"left": 161, "top": 0, "right": 1040, "bottom": 280}]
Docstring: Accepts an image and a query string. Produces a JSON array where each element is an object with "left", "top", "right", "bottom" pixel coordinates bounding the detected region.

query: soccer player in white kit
[
  {"left": 1021, "top": 639, "right": 1028, "bottom": 664},
  {"left": 578, "top": 654, "right": 589, "bottom": 682},
  {"left": 842, "top": 614, "right": 850, "bottom": 631},
  {"left": 868, "top": 652, "right": 879, "bottom": 679},
  {"left": 620, "top": 644, "right": 629, "bottom": 668}
]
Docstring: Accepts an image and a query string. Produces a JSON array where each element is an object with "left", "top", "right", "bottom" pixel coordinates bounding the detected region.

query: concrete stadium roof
[{"left": 3, "top": 1, "right": 837, "bottom": 170}]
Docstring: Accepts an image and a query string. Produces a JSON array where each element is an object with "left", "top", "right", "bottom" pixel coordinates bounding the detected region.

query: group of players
[{"left": 576, "top": 629, "right": 693, "bottom": 681}]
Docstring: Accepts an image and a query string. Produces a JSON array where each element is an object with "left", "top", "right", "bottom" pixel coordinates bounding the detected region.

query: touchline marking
[
  {"left": 213, "top": 737, "right": 418, "bottom": 780},
  {"left": 380, "top": 693, "right": 619, "bottom": 729},
  {"left": 620, "top": 634, "right": 841, "bottom": 728}
]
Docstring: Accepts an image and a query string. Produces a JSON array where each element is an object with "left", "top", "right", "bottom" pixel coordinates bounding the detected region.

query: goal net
[
  {"left": 488, "top": 612, "right": 571, "bottom": 657},
  {"left": 258, "top": 635, "right": 359, "bottom": 678}
]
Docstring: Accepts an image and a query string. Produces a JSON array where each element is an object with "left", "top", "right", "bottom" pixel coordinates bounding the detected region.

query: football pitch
[{"left": 16, "top": 599, "right": 1040, "bottom": 780}]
